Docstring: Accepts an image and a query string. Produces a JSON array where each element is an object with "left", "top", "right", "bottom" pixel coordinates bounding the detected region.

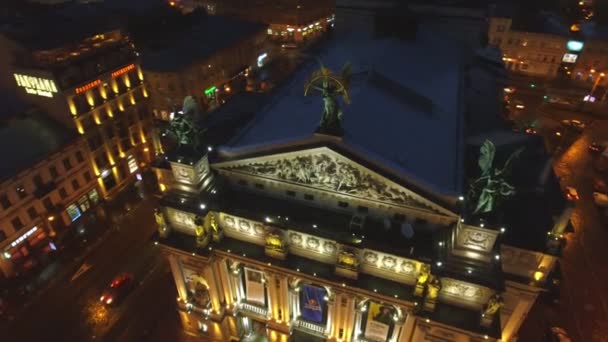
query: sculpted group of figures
[{"left": 229, "top": 154, "right": 417, "bottom": 207}]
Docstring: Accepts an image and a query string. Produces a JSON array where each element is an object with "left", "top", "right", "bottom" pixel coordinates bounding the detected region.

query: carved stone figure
[
  {"left": 468, "top": 140, "right": 522, "bottom": 214},
  {"left": 414, "top": 264, "right": 431, "bottom": 297},
  {"left": 338, "top": 251, "right": 359, "bottom": 269},
  {"left": 226, "top": 153, "right": 426, "bottom": 209},
  {"left": 265, "top": 232, "right": 284, "bottom": 251},
  {"left": 304, "top": 62, "right": 352, "bottom": 134},
  {"left": 154, "top": 208, "right": 168, "bottom": 237},
  {"left": 482, "top": 294, "right": 504, "bottom": 317},
  {"left": 423, "top": 275, "right": 442, "bottom": 311},
  {"left": 194, "top": 215, "right": 208, "bottom": 248}
]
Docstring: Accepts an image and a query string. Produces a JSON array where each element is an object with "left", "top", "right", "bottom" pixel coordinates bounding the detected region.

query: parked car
[
  {"left": 100, "top": 273, "right": 134, "bottom": 306},
  {"left": 545, "top": 326, "right": 571, "bottom": 342},
  {"left": 593, "top": 192, "right": 608, "bottom": 207},
  {"left": 564, "top": 186, "right": 580, "bottom": 201},
  {"left": 588, "top": 142, "right": 604, "bottom": 153}
]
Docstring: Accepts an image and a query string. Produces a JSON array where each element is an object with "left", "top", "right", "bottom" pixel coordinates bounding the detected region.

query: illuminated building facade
[
  {"left": 0, "top": 8, "right": 159, "bottom": 199},
  {"left": 0, "top": 104, "right": 100, "bottom": 279},
  {"left": 141, "top": 14, "right": 269, "bottom": 120},
  {"left": 489, "top": 15, "right": 608, "bottom": 86},
  {"left": 152, "top": 20, "right": 566, "bottom": 341},
  {"left": 191, "top": 0, "right": 334, "bottom": 44}
]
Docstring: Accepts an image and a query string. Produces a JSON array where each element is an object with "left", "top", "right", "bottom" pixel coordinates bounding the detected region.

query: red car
[
  {"left": 100, "top": 273, "right": 134, "bottom": 306},
  {"left": 589, "top": 142, "right": 604, "bottom": 153}
]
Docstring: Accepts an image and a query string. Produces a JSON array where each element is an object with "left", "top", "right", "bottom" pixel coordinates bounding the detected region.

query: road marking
[{"left": 71, "top": 262, "right": 93, "bottom": 282}]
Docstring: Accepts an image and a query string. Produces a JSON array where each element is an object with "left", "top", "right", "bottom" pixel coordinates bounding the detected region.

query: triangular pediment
[{"left": 213, "top": 147, "right": 456, "bottom": 217}]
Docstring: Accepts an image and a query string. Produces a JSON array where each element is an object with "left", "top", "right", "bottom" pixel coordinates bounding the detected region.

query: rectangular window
[
  {"left": 72, "top": 179, "right": 80, "bottom": 191},
  {"left": 0, "top": 230, "right": 6, "bottom": 242},
  {"left": 43, "top": 198, "right": 53, "bottom": 211},
  {"left": 16, "top": 186, "right": 27, "bottom": 199},
  {"left": 63, "top": 158, "right": 73, "bottom": 171},
  {"left": 0, "top": 194, "right": 11, "bottom": 210},
  {"left": 27, "top": 206, "right": 38, "bottom": 220},
  {"left": 75, "top": 151, "right": 84, "bottom": 163},
  {"left": 357, "top": 205, "right": 369, "bottom": 213},
  {"left": 49, "top": 166, "right": 59, "bottom": 178},
  {"left": 304, "top": 194, "right": 314, "bottom": 201},
  {"left": 286, "top": 190, "right": 296, "bottom": 197},
  {"left": 338, "top": 201, "right": 348, "bottom": 208},
  {"left": 33, "top": 174, "right": 44, "bottom": 187},
  {"left": 254, "top": 183, "right": 264, "bottom": 190},
  {"left": 11, "top": 217, "right": 23, "bottom": 230},
  {"left": 84, "top": 171, "right": 92, "bottom": 182},
  {"left": 59, "top": 187, "right": 68, "bottom": 199}
]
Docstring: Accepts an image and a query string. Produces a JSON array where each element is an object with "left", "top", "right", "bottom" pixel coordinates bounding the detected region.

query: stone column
[
  {"left": 168, "top": 254, "right": 188, "bottom": 300},
  {"left": 215, "top": 257, "right": 235, "bottom": 310},
  {"left": 202, "top": 264, "right": 222, "bottom": 313},
  {"left": 266, "top": 272, "right": 278, "bottom": 320},
  {"left": 229, "top": 263, "right": 245, "bottom": 303},
  {"left": 279, "top": 274, "right": 290, "bottom": 323},
  {"left": 326, "top": 293, "right": 336, "bottom": 336},
  {"left": 342, "top": 295, "right": 356, "bottom": 341},
  {"left": 399, "top": 311, "right": 417, "bottom": 342}
]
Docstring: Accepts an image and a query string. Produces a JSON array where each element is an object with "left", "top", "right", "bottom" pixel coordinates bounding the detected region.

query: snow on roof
[{"left": 228, "top": 27, "right": 465, "bottom": 194}]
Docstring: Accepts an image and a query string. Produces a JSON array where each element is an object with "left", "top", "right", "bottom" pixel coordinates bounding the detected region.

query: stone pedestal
[{"left": 170, "top": 153, "right": 213, "bottom": 193}]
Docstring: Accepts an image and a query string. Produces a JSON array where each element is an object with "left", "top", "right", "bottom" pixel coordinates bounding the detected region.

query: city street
[
  {"left": 0, "top": 184, "right": 167, "bottom": 342},
  {"left": 516, "top": 99, "right": 608, "bottom": 340}
]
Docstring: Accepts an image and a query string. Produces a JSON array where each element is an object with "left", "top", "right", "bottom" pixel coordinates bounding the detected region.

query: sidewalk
[{"left": 0, "top": 170, "right": 157, "bottom": 320}]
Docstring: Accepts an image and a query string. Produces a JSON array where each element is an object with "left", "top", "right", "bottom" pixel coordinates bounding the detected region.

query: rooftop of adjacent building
[
  {"left": 0, "top": 93, "right": 76, "bottom": 181},
  {"left": 223, "top": 20, "right": 467, "bottom": 196},
  {"left": 138, "top": 10, "right": 267, "bottom": 72},
  {"left": 0, "top": 1, "right": 123, "bottom": 50}
]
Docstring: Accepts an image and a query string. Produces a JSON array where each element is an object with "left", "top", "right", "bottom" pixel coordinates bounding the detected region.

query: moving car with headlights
[
  {"left": 100, "top": 273, "right": 134, "bottom": 306},
  {"left": 564, "top": 186, "right": 579, "bottom": 201}
]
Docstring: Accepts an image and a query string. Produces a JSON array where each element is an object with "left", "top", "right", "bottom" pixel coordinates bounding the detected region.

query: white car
[{"left": 593, "top": 192, "right": 608, "bottom": 207}]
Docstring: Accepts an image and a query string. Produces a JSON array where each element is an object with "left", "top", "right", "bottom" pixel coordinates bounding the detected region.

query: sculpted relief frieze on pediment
[{"left": 221, "top": 150, "right": 445, "bottom": 213}]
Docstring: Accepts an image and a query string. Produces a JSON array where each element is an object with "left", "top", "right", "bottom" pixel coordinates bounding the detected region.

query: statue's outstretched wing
[{"left": 478, "top": 140, "right": 495, "bottom": 176}]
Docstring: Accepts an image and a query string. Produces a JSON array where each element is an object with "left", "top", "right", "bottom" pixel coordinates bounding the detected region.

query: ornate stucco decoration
[{"left": 214, "top": 147, "right": 455, "bottom": 216}]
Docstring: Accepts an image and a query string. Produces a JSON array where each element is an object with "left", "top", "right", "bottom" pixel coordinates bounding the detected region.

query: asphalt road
[
  {"left": 0, "top": 193, "right": 166, "bottom": 342},
  {"left": 515, "top": 91, "right": 608, "bottom": 341}
]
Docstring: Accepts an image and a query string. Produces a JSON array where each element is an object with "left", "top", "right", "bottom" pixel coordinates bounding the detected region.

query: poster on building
[
  {"left": 365, "top": 302, "right": 396, "bottom": 342},
  {"left": 244, "top": 267, "right": 265, "bottom": 305},
  {"left": 300, "top": 285, "right": 326, "bottom": 323}
]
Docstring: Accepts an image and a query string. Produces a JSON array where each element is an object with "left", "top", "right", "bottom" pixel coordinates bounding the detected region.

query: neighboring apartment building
[
  {"left": 488, "top": 11, "right": 608, "bottom": 89},
  {"left": 141, "top": 14, "right": 270, "bottom": 120},
  {"left": 0, "top": 4, "right": 160, "bottom": 199},
  {"left": 0, "top": 103, "right": 99, "bottom": 279},
  {"left": 183, "top": 0, "right": 335, "bottom": 44}
]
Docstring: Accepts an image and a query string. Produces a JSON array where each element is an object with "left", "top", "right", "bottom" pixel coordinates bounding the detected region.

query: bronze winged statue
[
  {"left": 304, "top": 62, "right": 352, "bottom": 134},
  {"left": 468, "top": 140, "right": 523, "bottom": 214}
]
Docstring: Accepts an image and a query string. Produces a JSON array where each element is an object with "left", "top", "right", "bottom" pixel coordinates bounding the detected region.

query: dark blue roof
[
  {"left": 140, "top": 16, "right": 266, "bottom": 72},
  {"left": 0, "top": 104, "right": 76, "bottom": 180}
]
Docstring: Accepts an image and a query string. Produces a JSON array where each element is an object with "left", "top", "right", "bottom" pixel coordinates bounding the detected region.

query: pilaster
[{"left": 168, "top": 254, "right": 188, "bottom": 300}]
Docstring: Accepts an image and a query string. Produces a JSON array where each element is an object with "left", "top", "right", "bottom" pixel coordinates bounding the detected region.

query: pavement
[{"left": 512, "top": 77, "right": 608, "bottom": 342}]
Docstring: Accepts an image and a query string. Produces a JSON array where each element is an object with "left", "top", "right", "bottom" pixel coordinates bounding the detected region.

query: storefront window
[
  {"left": 78, "top": 195, "right": 91, "bottom": 213},
  {"left": 88, "top": 189, "right": 100, "bottom": 204},
  {"left": 66, "top": 204, "right": 82, "bottom": 222}
]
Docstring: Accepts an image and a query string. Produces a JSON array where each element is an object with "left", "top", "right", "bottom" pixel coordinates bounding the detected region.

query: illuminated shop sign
[
  {"left": 10, "top": 226, "right": 38, "bottom": 248},
  {"left": 75, "top": 79, "right": 101, "bottom": 94},
  {"left": 111, "top": 64, "right": 135, "bottom": 78},
  {"left": 128, "top": 155, "right": 138, "bottom": 174},
  {"left": 566, "top": 40, "right": 584, "bottom": 52},
  {"left": 13, "top": 74, "right": 58, "bottom": 98},
  {"left": 562, "top": 53, "right": 578, "bottom": 63},
  {"left": 204, "top": 86, "right": 217, "bottom": 96}
]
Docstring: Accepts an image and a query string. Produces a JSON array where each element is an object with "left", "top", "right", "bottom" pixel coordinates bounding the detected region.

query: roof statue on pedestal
[
  {"left": 468, "top": 140, "right": 522, "bottom": 214},
  {"left": 304, "top": 62, "right": 352, "bottom": 135},
  {"left": 165, "top": 96, "right": 205, "bottom": 150}
]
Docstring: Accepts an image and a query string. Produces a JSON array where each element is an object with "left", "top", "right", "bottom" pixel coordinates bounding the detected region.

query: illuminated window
[
  {"left": 66, "top": 204, "right": 81, "bottom": 222},
  {"left": 16, "top": 186, "right": 27, "bottom": 199}
]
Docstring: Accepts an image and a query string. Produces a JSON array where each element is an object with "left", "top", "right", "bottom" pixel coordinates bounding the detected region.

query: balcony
[
  {"left": 239, "top": 302, "right": 268, "bottom": 319},
  {"left": 293, "top": 319, "right": 326, "bottom": 336}
]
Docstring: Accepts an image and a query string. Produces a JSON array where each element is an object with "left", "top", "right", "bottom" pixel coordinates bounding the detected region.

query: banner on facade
[
  {"left": 300, "top": 285, "right": 326, "bottom": 323},
  {"left": 365, "top": 302, "right": 396, "bottom": 342},
  {"left": 244, "top": 267, "right": 265, "bottom": 305}
]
